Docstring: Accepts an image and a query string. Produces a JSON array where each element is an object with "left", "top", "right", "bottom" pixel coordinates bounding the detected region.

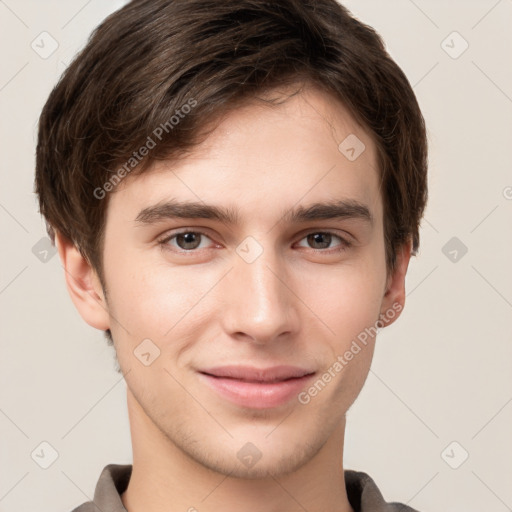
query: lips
[
  {"left": 198, "top": 365, "right": 316, "bottom": 409},
  {"left": 199, "top": 365, "right": 315, "bottom": 382}
]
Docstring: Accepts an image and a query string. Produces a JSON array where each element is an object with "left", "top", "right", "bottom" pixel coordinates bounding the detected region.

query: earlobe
[
  {"left": 54, "top": 231, "right": 111, "bottom": 331},
  {"left": 379, "top": 240, "right": 412, "bottom": 328}
]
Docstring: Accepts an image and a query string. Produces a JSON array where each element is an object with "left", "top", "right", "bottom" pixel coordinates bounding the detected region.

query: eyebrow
[{"left": 135, "top": 198, "right": 373, "bottom": 226}]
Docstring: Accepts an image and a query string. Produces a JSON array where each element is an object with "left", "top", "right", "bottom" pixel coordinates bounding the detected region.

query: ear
[
  {"left": 55, "top": 231, "right": 110, "bottom": 331},
  {"left": 379, "top": 239, "right": 412, "bottom": 328}
]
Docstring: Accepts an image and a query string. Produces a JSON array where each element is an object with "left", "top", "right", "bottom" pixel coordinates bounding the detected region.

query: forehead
[{"left": 109, "top": 85, "right": 382, "bottom": 224}]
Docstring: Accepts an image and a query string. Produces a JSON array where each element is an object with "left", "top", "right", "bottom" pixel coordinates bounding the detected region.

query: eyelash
[{"left": 157, "top": 229, "right": 353, "bottom": 255}]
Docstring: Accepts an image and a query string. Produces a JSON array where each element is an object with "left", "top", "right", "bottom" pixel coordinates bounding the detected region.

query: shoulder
[{"left": 69, "top": 503, "right": 95, "bottom": 512}]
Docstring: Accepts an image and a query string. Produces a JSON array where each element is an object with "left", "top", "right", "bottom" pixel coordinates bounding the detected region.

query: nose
[{"left": 221, "top": 244, "right": 300, "bottom": 345}]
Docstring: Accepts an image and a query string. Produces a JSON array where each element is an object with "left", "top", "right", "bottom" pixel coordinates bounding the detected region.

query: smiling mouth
[
  {"left": 200, "top": 372, "right": 314, "bottom": 383},
  {"left": 197, "top": 366, "right": 317, "bottom": 409},
  {"left": 198, "top": 364, "right": 316, "bottom": 381}
]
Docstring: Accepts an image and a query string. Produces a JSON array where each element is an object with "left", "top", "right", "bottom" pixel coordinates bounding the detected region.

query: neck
[{"left": 121, "top": 389, "right": 354, "bottom": 512}]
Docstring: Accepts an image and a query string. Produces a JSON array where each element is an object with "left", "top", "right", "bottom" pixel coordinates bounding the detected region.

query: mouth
[{"left": 197, "top": 365, "right": 316, "bottom": 409}]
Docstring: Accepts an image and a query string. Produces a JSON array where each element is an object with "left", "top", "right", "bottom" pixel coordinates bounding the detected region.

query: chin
[{"left": 181, "top": 434, "right": 324, "bottom": 480}]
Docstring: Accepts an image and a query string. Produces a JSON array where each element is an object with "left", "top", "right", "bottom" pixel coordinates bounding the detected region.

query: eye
[
  {"left": 158, "top": 230, "right": 215, "bottom": 252},
  {"left": 296, "top": 231, "right": 352, "bottom": 252},
  {"left": 157, "top": 229, "right": 352, "bottom": 256}
]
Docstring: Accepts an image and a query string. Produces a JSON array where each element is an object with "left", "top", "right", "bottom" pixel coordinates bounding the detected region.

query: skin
[{"left": 56, "top": 83, "right": 411, "bottom": 512}]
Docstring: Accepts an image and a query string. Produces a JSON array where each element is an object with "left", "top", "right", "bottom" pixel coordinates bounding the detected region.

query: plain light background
[{"left": 0, "top": 1, "right": 511, "bottom": 511}]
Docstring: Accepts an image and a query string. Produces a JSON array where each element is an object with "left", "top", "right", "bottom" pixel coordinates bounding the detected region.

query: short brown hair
[{"left": 35, "top": 0, "right": 427, "bottom": 286}]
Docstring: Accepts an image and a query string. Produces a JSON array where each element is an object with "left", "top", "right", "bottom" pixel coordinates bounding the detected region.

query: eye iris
[
  {"left": 177, "top": 232, "right": 201, "bottom": 250},
  {"left": 308, "top": 233, "right": 331, "bottom": 249}
]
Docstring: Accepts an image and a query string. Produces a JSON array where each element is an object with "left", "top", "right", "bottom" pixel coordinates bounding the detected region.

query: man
[{"left": 35, "top": 0, "right": 428, "bottom": 511}]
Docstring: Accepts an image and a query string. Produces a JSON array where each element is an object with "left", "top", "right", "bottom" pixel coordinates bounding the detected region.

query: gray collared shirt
[{"left": 71, "top": 464, "right": 420, "bottom": 512}]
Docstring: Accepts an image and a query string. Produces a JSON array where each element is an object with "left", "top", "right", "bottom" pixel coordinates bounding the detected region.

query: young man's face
[{"left": 62, "top": 85, "right": 410, "bottom": 478}]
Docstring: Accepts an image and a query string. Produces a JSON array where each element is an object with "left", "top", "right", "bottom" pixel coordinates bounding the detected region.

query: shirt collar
[{"left": 90, "top": 464, "right": 418, "bottom": 512}]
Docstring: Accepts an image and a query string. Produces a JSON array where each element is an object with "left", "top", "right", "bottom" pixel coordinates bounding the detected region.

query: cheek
[
  {"left": 299, "top": 267, "right": 384, "bottom": 410},
  {"left": 307, "top": 259, "right": 386, "bottom": 343},
  {"left": 103, "top": 251, "right": 219, "bottom": 349}
]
